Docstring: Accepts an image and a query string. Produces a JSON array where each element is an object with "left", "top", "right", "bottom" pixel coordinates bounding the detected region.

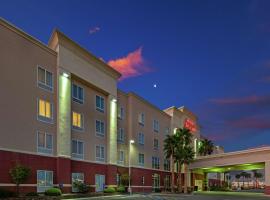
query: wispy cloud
[
  {"left": 228, "top": 116, "right": 270, "bottom": 130},
  {"left": 209, "top": 95, "right": 270, "bottom": 105},
  {"left": 89, "top": 27, "right": 100, "bottom": 34},
  {"left": 108, "top": 47, "right": 152, "bottom": 80}
]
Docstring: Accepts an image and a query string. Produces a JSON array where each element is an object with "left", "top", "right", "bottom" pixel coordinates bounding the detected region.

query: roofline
[
  {"left": 196, "top": 146, "right": 270, "bottom": 161},
  {"left": 48, "top": 29, "right": 121, "bottom": 79},
  {"left": 0, "top": 17, "right": 57, "bottom": 56},
  {"left": 128, "top": 92, "right": 171, "bottom": 118}
]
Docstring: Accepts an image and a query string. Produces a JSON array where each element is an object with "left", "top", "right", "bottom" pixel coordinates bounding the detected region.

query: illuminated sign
[{"left": 184, "top": 118, "right": 197, "bottom": 132}]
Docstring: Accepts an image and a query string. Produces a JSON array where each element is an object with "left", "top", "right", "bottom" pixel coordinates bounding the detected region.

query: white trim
[
  {"left": 95, "top": 144, "right": 105, "bottom": 162},
  {"left": 95, "top": 119, "right": 105, "bottom": 138},
  {"left": 72, "top": 82, "right": 84, "bottom": 104},
  {"left": 71, "top": 139, "right": 84, "bottom": 160},
  {"left": 37, "top": 170, "right": 53, "bottom": 193},
  {"left": 95, "top": 95, "right": 105, "bottom": 113},
  {"left": 0, "top": 147, "right": 56, "bottom": 158},
  {"left": 36, "top": 131, "right": 53, "bottom": 156}
]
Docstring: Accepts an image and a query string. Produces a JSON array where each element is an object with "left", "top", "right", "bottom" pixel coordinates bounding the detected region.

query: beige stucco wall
[{"left": 0, "top": 20, "right": 57, "bottom": 155}]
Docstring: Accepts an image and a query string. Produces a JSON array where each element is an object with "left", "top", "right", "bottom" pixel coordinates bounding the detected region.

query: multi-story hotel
[{"left": 0, "top": 18, "right": 220, "bottom": 193}]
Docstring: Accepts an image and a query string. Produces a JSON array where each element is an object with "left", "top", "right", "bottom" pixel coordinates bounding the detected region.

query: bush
[
  {"left": 73, "top": 181, "right": 90, "bottom": 193},
  {"left": 0, "top": 188, "right": 16, "bottom": 198},
  {"left": 45, "top": 188, "right": 62, "bottom": 196},
  {"left": 25, "top": 192, "right": 39, "bottom": 196},
  {"left": 104, "top": 186, "right": 116, "bottom": 193},
  {"left": 116, "top": 185, "right": 125, "bottom": 193}
]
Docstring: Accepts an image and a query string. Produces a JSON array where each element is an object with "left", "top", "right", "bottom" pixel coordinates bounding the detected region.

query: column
[
  {"left": 106, "top": 95, "right": 118, "bottom": 186},
  {"left": 57, "top": 69, "right": 72, "bottom": 192},
  {"left": 265, "top": 161, "right": 270, "bottom": 195}
]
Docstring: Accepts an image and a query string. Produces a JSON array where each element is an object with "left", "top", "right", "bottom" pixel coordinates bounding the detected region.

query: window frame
[
  {"left": 152, "top": 156, "right": 160, "bottom": 169},
  {"left": 117, "top": 106, "right": 124, "bottom": 120},
  {"left": 71, "top": 139, "right": 84, "bottom": 160},
  {"left": 117, "top": 128, "right": 124, "bottom": 143},
  {"left": 138, "top": 113, "right": 145, "bottom": 126},
  {"left": 72, "top": 111, "right": 84, "bottom": 131},
  {"left": 37, "top": 170, "right": 53, "bottom": 193},
  {"left": 153, "top": 138, "right": 159, "bottom": 150},
  {"left": 95, "top": 120, "right": 105, "bottom": 137},
  {"left": 37, "top": 98, "right": 54, "bottom": 124},
  {"left": 95, "top": 145, "right": 105, "bottom": 162},
  {"left": 117, "top": 150, "right": 125, "bottom": 165},
  {"left": 138, "top": 153, "right": 145, "bottom": 167},
  {"left": 37, "top": 66, "right": 53, "bottom": 92},
  {"left": 72, "top": 83, "right": 84, "bottom": 104},
  {"left": 138, "top": 132, "right": 145, "bottom": 145},
  {"left": 153, "top": 119, "right": 159, "bottom": 132},
  {"left": 37, "top": 131, "right": 53, "bottom": 155},
  {"left": 96, "top": 95, "right": 105, "bottom": 113}
]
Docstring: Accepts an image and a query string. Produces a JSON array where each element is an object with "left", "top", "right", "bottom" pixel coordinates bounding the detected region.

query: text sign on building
[{"left": 184, "top": 118, "right": 197, "bottom": 132}]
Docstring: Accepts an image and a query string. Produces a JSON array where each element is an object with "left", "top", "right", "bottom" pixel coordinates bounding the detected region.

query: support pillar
[{"left": 265, "top": 161, "right": 270, "bottom": 195}]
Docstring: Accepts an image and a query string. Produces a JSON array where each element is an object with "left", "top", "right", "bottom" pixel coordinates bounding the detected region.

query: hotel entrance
[{"left": 152, "top": 173, "right": 160, "bottom": 192}]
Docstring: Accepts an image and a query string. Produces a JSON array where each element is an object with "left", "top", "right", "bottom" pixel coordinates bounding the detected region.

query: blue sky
[{"left": 1, "top": 0, "right": 270, "bottom": 151}]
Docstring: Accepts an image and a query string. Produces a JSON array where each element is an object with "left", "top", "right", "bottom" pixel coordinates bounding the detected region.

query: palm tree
[
  {"left": 198, "top": 138, "right": 214, "bottom": 156},
  {"left": 235, "top": 174, "right": 241, "bottom": 189},
  {"left": 164, "top": 134, "right": 177, "bottom": 192},
  {"left": 245, "top": 173, "right": 251, "bottom": 189},
  {"left": 174, "top": 128, "right": 195, "bottom": 193},
  {"left": 253, "top": 170, "right": 263, "bottom": 189},
  {"left": 240, "top": 171, "right": 248, "bottom": 189}
]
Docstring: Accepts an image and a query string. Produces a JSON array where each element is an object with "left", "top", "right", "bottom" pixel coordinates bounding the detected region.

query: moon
[{"left": 153, "top": 84, "right": 157, "bottom": 88}]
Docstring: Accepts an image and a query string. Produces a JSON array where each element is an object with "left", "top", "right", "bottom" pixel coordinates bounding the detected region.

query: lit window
[
  {"left": 38, "top": 66, "right": 53, "bottom": 92},
  {"left": 96, "top": 145, "right": 105, "bottom": 162},
  {"left": 117, "top": 128, "right": 124, "bottom": 143},
  {"left": 37, "top": 170, "right": 53, "bottom": 193},
  {"left": 138, "top": 153, "right": 145, "bottom": 166},
  {"left": 153, "top": 120, "right": 159, "bottom": 132},
  {"left": 38, "top": 99, "right": 53, "bottom": 123},
  {"left": 138, "top": 113, "right": 145, "bottom": 125},
  {"left": 118, "top": 150, "right": 125, "bottom": 165},
  {"left": 154, "top": 139, "right": 159, "bottom": 150},
  {"left": 72, "top": 140, "right": 84, "bottom": 159},
  {"left": 138, "top": 133, "right": 144, "bottom": 145},
  {"left": 72, "top": 112, "right": 83, "bottom": 130},
  {"left": 117, "top": 106, "right": 124, "bottom": 119},
  {"left": 37, "top": 131, "right": 53, "bottom": 155},
  {"left": 96, "top": 95, "right": 105, "bottom": 112},
  {"left": 152, "top": 157, "right": 160, "bottom": 169},
  {"left": 96, "top": 120, "right": 105, "bottom": 137},
  {"left": 72, "top": 83, "right": 84, "bottom": 104}
]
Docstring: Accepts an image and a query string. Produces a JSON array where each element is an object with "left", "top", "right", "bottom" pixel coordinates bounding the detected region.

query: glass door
[
  {"left": 95, "top": 174, "right": 105, "bottom": 192},
  {"left": 152, "top": 173, "right": 160, "bottom": 192}
]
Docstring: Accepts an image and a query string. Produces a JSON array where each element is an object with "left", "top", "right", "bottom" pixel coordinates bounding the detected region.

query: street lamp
[{"left": 128, "top": 139, "right": 135, "bottom": 195}]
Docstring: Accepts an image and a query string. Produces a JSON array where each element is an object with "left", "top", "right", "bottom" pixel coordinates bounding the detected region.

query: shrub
[
  {"left": 116, "top": 185, "right": 125, "bottom": 193},
  {"left": 73, "top": 181, "right": 90, "bottom": 193},
  {"left": 25, "top": 192, "right": 39, "bottom": 197},
  {"left": 104, "top": 186, "right": 116, "bottom": 193},
  {"left": 45, "top": 188, "right": 62, "bottom": 196},
  {"left": 0, "top": 188, "right": 16, "bottom": 198}
]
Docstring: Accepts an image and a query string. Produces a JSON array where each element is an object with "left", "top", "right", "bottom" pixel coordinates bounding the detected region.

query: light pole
[{"left": 128, "top": 139, "right": 135, "bottom": 195}]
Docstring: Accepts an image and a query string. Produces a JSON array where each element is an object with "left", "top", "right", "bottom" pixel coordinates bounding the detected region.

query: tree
[
  {"left": 164, "top": 134, "right": 177, "bottom": 192},
  {"left": 174, "top": 128, "right": 195, "bottom": 193},
  {"left": 9, "top": 164, "right": 31, "bottom": 196},
  {"left": 253, "top": 170, "right": 263, "bottom": 189},
  {"left": 240, "top": 171, "right": 248, "bottom": 189},
  {"left": 235, "top": 174, "right": 241, "bottom": 189},
  {"left": 245, "top": 173, "right": 251, "bottom": 189},
  {"left": 198, "top": 139, "right": 214, "bottom": 156}
]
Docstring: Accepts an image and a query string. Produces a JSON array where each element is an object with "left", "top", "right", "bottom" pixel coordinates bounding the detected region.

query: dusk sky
[{"left": 1, "top": 0, "right": 270, "bottom": 152}]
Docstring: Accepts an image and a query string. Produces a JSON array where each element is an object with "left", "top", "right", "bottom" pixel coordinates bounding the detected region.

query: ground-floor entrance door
[
  {"left": 152, "top": 173, "right": 160, "bottom": 191},
  {"left": 164, "top": 175, "right": 171, "bottom": 191},
  {"left": 95, "top": 174, "right": 105, "bottom": 192}
]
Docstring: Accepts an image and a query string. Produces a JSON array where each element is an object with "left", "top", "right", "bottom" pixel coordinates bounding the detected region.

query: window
[
  {"left": 117, "top": 128, "right": 124, "bottom": 143},
  {"left": 152, "top": 157, "right": 160, "bottom": 169},
  {"left": 164, "top": 159, "right": 170, "bottom": 171},
  {"left": 37, "top": 131, "right": 53, "bottom": 155},
  {"left": 165, "top": 127, "right": 170, "bottom": 135},
  {"left": 117, "top": 106, "right": 124, "bottom": 119},
  {"left": 138, "top": 133, "right": 144, "bottom": 145},
  {"left": 72, "top": 83, "right": 84, "bottom": 104},
  {"left": 153, "top": 120, "right": 159, "bottom": 132},
  {"left": 72, "top": 112, "right": 83, "bottom": 130},
  {"left": 118, "top": 150, "right": 125, "bottom": 165},
  {"left": 72, "top": 140, "right": 84, "bottom": 159},
  {"left": 154, "top": 139, "right": 159, "bottom": 150},
  {"left": 138, "top": 113, "right": 145, "bottom": 125},
  {"left": 96, "top": 95, "right": 105, "bottom": 112},
  {"left": 37, "top": 170, "right": 53, "bottom": 192},
  {"left": 37, "top": 66, "right": 53, "bottom": 92},
  {"left": 138, "top": 153, "right": 145, "bottom": 166},
  {"left": 72, "top": 173, "right": 84, "bottom": 193},
  {"left": 96, "top": 145, "right": 105, "bottom": 162},
  {"left": 38, "top": 99, "right": 53, "bottom": 123},
  {"left": 96, "top": 120, "right": 105, "bottom": 137}
]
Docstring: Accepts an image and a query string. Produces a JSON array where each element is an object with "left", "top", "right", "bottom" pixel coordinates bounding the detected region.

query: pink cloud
[
  {"left": 209, "top": 95, "right": 270, "bottom": 105},
  {"left": 107, "top": 47, "right": 152, "bottom": 80},
  {"left": 228, "top": 117, "right": 270, "bottom": 130},
  {"left": 89, "top": 27, "right": 100, "bottom": 34}
]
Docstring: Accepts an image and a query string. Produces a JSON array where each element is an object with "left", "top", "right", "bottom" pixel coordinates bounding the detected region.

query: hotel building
[{"left": 0, "top": 18, "right": 218, "bottom": 193}]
